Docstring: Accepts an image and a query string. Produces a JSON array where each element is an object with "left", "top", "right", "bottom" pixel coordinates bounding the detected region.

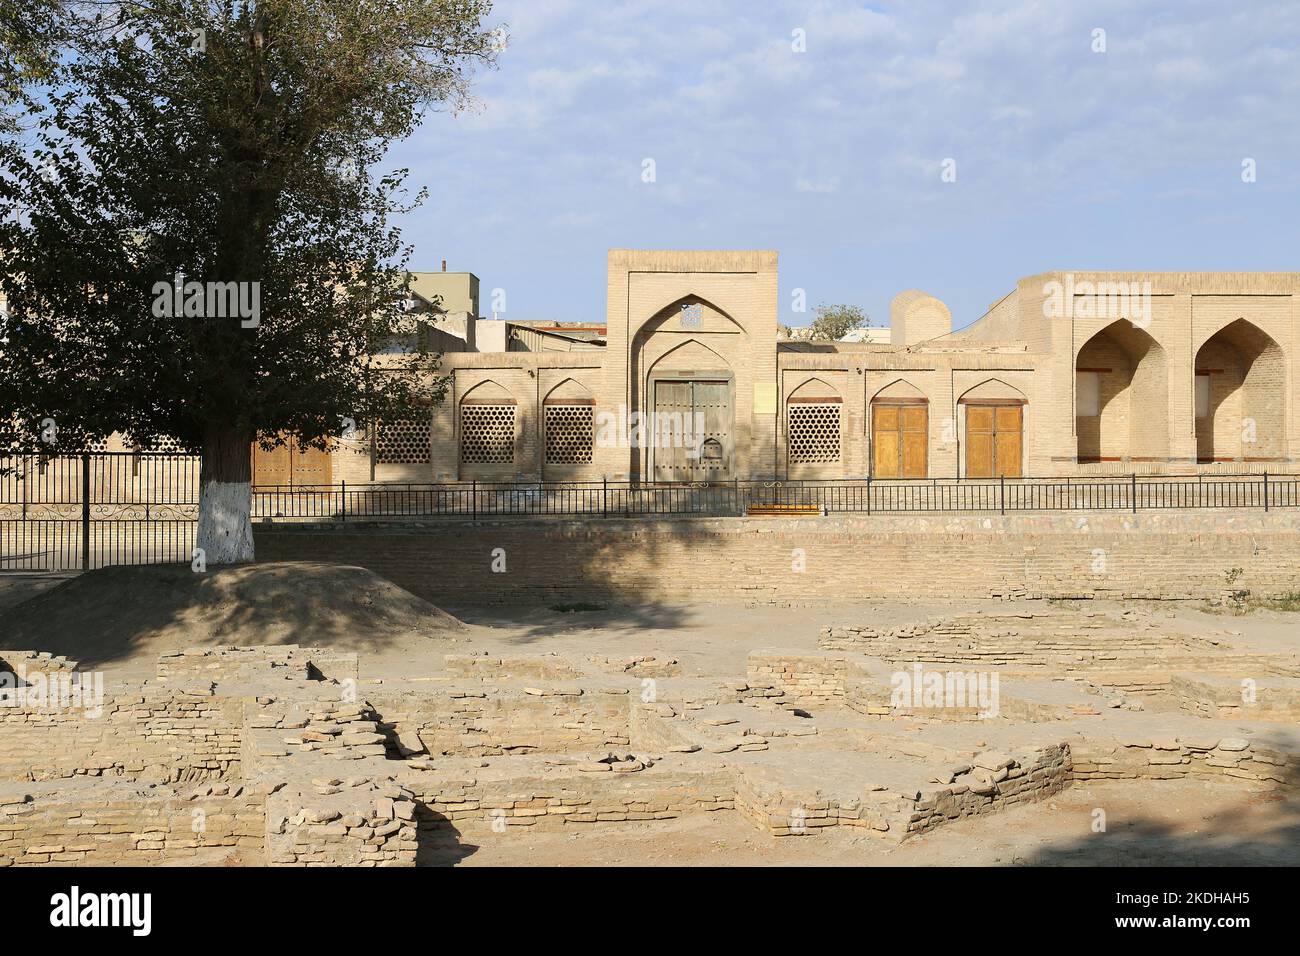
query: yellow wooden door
[
  {"left": 995, "top": 406, "right": 1023, "bottom": 478},
  {"left": 872, "top": 405, "right": 901, "bottom": 477},
  {"left": 873, "top": 404, "right": 928, "bottom": 477},
  {"left": 966, "top": 405, "right": 1022, "bottom": 477},
  {"left": 901, "top": 405, "right": 928, "bottom": 477},
  {"left": 292, "top": 444, "right": 333, "bottom": 486},
  {"left": 252, "top": 443, "right": 292, "bottom": 487},
  {"left": 252, "top": 435, "right": 333, "bottom": 487}
]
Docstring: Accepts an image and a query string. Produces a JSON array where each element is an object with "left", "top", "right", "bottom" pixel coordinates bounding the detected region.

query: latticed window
[
  {"left": 460, "top": 404, "right": 515, "bottom": 464},
  {"left": 544, "top": 404, "right": 594, "bottom": 464},
  {"left": 126, "top": 435, "right": 191, "bottom": 458},
  {"left": 376, "top": 417, "right": 432, "bottom": 464},
  {"left": 788, "top": 403, "right": 841, "bottom": 463}
]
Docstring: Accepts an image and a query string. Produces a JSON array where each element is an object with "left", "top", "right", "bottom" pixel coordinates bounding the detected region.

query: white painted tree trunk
[{"left": 196, "top": 480, "right": 254, "bottom": 564}]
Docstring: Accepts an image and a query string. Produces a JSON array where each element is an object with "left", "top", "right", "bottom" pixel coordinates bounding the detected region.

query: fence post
[
  {"left": 1131, "top": 473, "right": 1137, "bottom": 514},
  {"left": 1263, "top": 471, "right": 1269, "bottom": 512},
  {"left": 999, "top": 474, "right": 1005, "bottom": 515},
  {"left": 340, "top": 479, "right": 346, "bottom": 522},
  {"left": 866, "top": 475, "right": 872, "bottom": 515},
  {"left": 80, "top": 452, "right": 91, "bottom": 571},
  {"left": 471, "top": 479, "right": 477, "bottom": 521},
  {"left": 602, "top": 476, "right": 608, "bottom": 517}
]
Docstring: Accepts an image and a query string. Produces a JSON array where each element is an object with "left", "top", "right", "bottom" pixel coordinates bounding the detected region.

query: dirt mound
[{"left": 0, "top": 562, "right": 465, "bottom": 667}]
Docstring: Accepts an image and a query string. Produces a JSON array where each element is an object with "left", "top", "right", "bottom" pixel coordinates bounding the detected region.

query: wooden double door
[
  {"left": 651, "top": 378, "right": 732, "bottom": 481},
  {"left": 251, "top": 436, "right": 333, "bottom": 487},
  {"left": 872, "top": 403, "right": 928, "bottom": 478},
  {"left": 965, "top": 404, "right": 1023, "bottom": 477}
]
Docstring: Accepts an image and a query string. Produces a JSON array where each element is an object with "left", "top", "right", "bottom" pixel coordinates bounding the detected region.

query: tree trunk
[{"left": 196, "top": 425, "right": 255, "bottom": 565}]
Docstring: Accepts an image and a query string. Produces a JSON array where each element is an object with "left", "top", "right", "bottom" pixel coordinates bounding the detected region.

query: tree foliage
[
  {"left": 0, "top": 0, "right": 67, "bottom": 133},
  {"left": 808, "top": 303, "right": 870, "bottom": 341},
  {"left": 0, "top": 1, "right": 503, "bottom": 464}
]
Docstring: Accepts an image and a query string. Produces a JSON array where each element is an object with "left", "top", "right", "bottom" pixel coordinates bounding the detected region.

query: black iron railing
[
  {"left": 4, "top": 453, "right": 1300, "bottom": 571},
  {"left": 253, "top": 473, "right": 1300, "bottom": 520},
  {"left": 0, "top": 452, "right": 199, "bottom": 571}
]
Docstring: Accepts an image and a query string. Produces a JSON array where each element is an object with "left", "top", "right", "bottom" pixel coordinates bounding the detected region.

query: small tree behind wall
[{"left": 808, "top": 303, "right": 870, "bottom": 341}]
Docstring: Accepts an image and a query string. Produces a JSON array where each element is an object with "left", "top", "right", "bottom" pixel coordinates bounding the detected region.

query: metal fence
[
  {"left": 3, "top": 453, "right": 1300, "bottom": 571},
  {"left": 0, "top": 452, "right": 199, "bottom": 571},
  {"left": 256, "top": 473, "right": 1300, "bottom": 520}
]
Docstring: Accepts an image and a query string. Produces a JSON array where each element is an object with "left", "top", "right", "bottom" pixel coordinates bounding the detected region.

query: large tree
[
  {"left": 0, "top": 0, "right": 503, "bottom": 562},
  {"left": 0, "top": 0, "right": 67, "bottom": 134}
]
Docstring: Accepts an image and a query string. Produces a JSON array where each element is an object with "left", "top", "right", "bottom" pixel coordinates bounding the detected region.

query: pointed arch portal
[
  {"left": 1194, "top": 319, "right": 1286, "bottom": 463},
  {"left": 871, "top": 380, "right": 928, "bottom": 478},
  {"left": 1075, "top": 321, "right": 1168, "bottom": 464}
]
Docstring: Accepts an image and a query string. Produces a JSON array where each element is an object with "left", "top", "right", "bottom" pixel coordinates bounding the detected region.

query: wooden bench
[{"left": 746, "top": 503, "right": 823, "bottom": 517}]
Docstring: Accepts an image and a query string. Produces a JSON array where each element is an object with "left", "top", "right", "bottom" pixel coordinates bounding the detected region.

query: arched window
[
  {"left": 459, "top": 381, "right": 516, "bottom": 465},
  {"left": 543, "top": 379, "right": 595, "bottom": 465},
  {"left": 787, "top": 378, "right": 841, "bottom": 465}
]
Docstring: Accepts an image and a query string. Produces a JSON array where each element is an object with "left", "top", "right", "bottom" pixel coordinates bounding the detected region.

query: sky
[{"left": 388, "top": 0, "right": 1300, "bottom": 331}]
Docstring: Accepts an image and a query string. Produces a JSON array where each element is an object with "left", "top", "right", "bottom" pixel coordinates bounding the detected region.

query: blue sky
[{"left": 390, "top": 0, "right": 1300, "bottom": 330}]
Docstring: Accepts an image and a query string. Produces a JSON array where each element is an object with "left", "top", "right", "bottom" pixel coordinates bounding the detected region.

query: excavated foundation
[{"left": 1, "top": 605, "right": 1296, "bottom": 865}]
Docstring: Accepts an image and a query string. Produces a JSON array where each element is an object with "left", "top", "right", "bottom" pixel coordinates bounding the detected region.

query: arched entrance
[
  {"left": 643, "top": 339, "right": 734, "bottom": 481},
  {"left": 1075, "top": 320, "right": 1168, "bottom": 464},
  {"left": 959, "top": 380, "right": 1027, "bottom": 477},
  {"left": 1194, "top": 319, "right": 1286, "bottom": 463},
  {"left": 632, "top": 296, "right": 744, "bottom": 482},
  {"left": 870, "top": 380, "right": 928, "bottom": 478}
]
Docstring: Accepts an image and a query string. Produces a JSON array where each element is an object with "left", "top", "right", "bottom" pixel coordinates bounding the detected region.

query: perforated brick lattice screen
[
  {"left": 788, "top": 404, "right": 841, "bottom": 463},
  {"left": 460, "top": 404, "right": 515, "bottom": 464},
  {"left": 376, "top": 418, "right": 432, "bottom": 465},
  {"left": 544, "top": 405, "right": 594, "bottom": 464},
  {"left": 126, "top": 435, "right": 191, "bottom": 458}
]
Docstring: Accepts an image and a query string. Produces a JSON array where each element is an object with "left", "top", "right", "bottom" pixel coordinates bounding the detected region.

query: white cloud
[{"left": 393, "top": 0, "right": 1300, "bottom": 325}]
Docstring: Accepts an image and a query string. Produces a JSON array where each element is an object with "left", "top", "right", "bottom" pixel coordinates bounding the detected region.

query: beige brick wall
[
  {"left": 255, "top": 512, "right": 1300, "bottom": 605},
  {"left": 327, "top": 262, "right": 1300, "bottom": 483}
]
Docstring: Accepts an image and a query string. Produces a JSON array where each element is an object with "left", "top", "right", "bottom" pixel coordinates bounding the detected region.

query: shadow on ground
[
  {"left": 1025, "top": 757, "right": 1300, "bottom": 866},
  {"left": 0, "top": 562, "right": 465, "bottom": 667},
  {"left": 414, "top": 811, "right": 478, "bottom": 866},
  {"left": 447, "top": 601, "right": 693, "bottom": 644}
]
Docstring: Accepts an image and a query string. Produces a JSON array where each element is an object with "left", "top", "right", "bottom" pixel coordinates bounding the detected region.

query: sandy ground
[
  {"left": 420, "top": 778, "right": 1299, "bottom": 867},
  {"left": 3, "top": 567, "right": 1294, "bottom": 683},
  {"left": 0, "top": 564, "right": 463, "bottom": 675},
  {"left": 2, "top": 567, "right": 1297, "bottom": 867}
]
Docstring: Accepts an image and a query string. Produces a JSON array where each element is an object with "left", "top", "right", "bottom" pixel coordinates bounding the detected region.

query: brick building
[{"left": 322, "top": 251, "right": 1298, "bottom": 485}]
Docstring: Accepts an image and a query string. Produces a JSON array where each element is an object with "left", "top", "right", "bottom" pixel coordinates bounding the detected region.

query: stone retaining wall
[
  {"left": 0, "top": 689, "right": 243, "bottom": 783},
  {"left": 0, "top": 782, "right": 265, "bottom": 866},
  {"left": 369, "top": 687, "right": 633, "bottom": 758},
  {"left": 1071, "top": 736, "right": 1291, "bottom": 786},
  {"left": 156, "top": 645, "right": 358, "bottom": 686},
  {"left": 254, "top": 512, "right": 1300, "bottom": 604},
  {"left": 1171, "top": 675, "right": 1300, "bottom": 722}
]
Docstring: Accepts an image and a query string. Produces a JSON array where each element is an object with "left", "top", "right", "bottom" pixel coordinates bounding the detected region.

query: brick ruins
[{"left": 1, "top": 605, "right": 1295, "bottom": 865}]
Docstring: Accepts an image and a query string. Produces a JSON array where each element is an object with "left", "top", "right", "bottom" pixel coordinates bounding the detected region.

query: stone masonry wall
[
  {"left": 254, "top": 512, "right": 1300, "bottom": 604},
  {"left": 0, "top": 782, "right": 265, "bottom": 866},
  {"left": 369, "top": 686, "right": 632, "bottom": 758},
  {"left": 746, "top": 650, "right": 857, "bottom": 702},
  {"left": 1071, "top": 736, "right": 1292, "bottom": 787},
  {"left": 1171, "top": 675, "right": 1300, "bottom": 722},
  {"left": 0, "top": 689, "right": 243, "bottom": 783},
  {"left": 156, "top": 646, "right": 359, "bottom": 686}
]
